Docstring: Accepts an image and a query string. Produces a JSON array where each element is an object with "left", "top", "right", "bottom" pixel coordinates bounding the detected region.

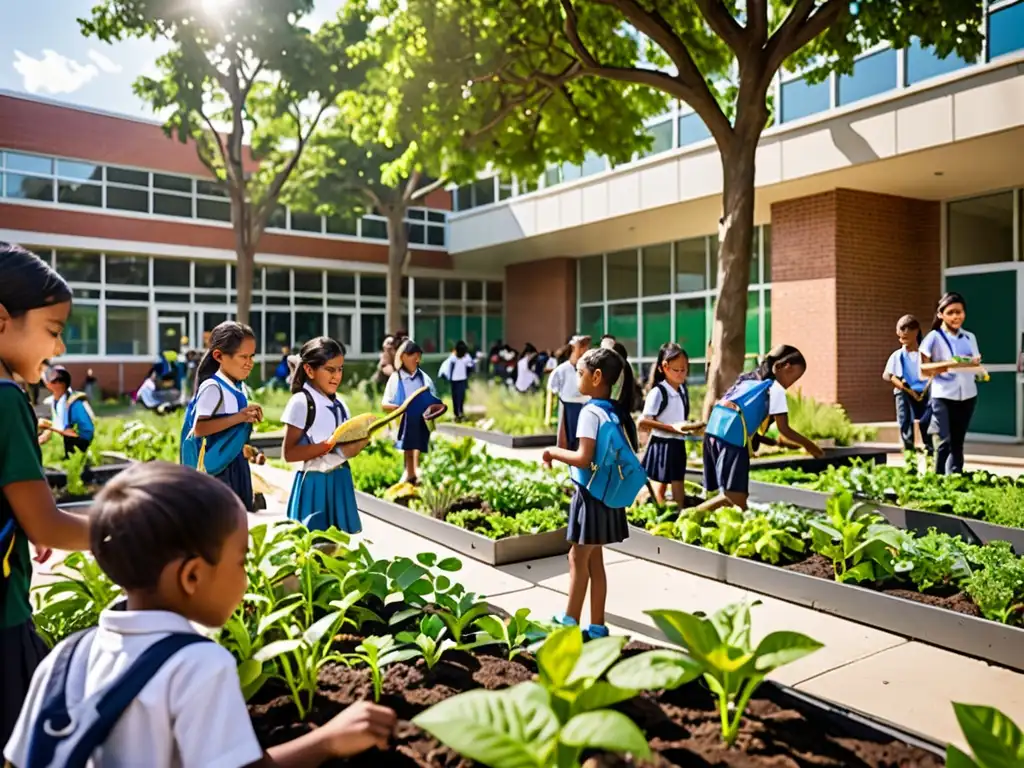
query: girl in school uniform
[
  {"left": 382, "top": 339, "right": 437, "bottom": 484},
  {"left": 0, "top": 243, "right": 91, "bottom": 746},
  {"left": 919, "top": 292, "right": 983, "bottom": 474},
  {"left": 39, "top": 365, "right": 96, "bottom": 457},
  {"left": 439, "top": 340, "right": 474, "bottom": 421},
  {"left": 180, "top": 321, "right": 263, "bottom": 511},
  {"left": 548, "top": 334, "right": 591, "bottom": 450},
  {"left": 542, "top": 347, "right": 635, "bottom": 640},
  {"left": 515, "top": 343, "right": 540, "bottom": 393},
  {"left": 282, "top": 337, "right": 369, "bottom": 533},
  {"left": 638, "top": 343, "right": 692, "bottom": 505},
  {"left": 703, "top": 345, "right": 823, "bottom": 509},
  {"left": 882, "top": 314, "right": 933, "bottom": 457}
]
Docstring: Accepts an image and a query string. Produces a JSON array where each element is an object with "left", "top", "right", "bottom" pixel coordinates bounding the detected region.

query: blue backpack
[
  {"left": 569, "top": 400, "right": 646, "bottom": 509},
  {"left": 899, "top": 350, "right": 929, "bottom": 394},
  {"left": 705, "top": 378, "right": 774, "bottom": 449},
  {"left": 180, "top": 380, "right": 251, "bottom": 476}
]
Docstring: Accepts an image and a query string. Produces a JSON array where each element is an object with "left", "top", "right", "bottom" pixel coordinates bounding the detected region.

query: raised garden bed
[
  {"left": 250, "top": 430, "right": 285, "bottom": 458},
  {"left": 44, "top": 459, "right": 132, "bottom": 490},
  {"left": 356, "top": 491, "right": 570, "bottom": 565},
  {"left": 436, "top": 422, "right": 556, "bottom": 448},
  {"left": 742, "top": 446, "right": 888, "bottom": 473}
]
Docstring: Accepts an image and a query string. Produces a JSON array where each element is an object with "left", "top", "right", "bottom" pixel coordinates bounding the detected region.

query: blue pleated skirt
[
  {"left": 214, "top": 451, "right": 253, "bottom": 512},
  {"left": 643, "top": 436, "right": 688, "bottom": 483},
  {"left": 561, "top": 401, "right": 584, "bottom": 451},
  {"left": 286, "top": 463, "right": 362, "bottom": 533},
  {"left": 395, "top": 414, "right": 430, "bottom": 452},
  {"left": 566, "top": 485, "right": 629, "bottom": 546}
]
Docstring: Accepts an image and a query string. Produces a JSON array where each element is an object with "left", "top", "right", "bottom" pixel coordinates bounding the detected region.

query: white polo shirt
[
  {"left": 642, "top": 384, "right": 690, "bottom": 440},
  {"left": 883, "top": 348, "right": 925, "bottom": 395},
  {"left": 515, "top": 357, "right": 539, "bottom": 392},
  {"left": 382, "top": 368, "right": 436, "bottom": 406},
  {"left": 548, "top": 361, "right": 588, "bottom": 404},
  {"left": 920, "top": 327, "right": 980, "bottom": 401},
  {"left": 195, "top": 372, "right": 246, "bottom": 417},
  {"left": 281, "top": 383, "right": 350, "bottom": 472},
  {"left": 576, "top": 402, "right": 612, "bottom": 441},
  {"left": 439, "top": 354, "right": 474, "bottom": 382},
  {"left": 4, "top": 609, "right": 264, "bottom": 768}
]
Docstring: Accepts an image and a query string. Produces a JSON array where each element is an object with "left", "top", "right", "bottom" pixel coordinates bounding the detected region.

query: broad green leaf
[
  {"left": 303, "top": 610, "right": 343, "bottom": 646},
  {"left": 395, "top": 563, "right": 429, "bottom": 591},
  {"left": 705, "top": 646, "right": 753, "bottom": 674},
  {"left": 953, "top": 703, "right": 1024, "bottom": 767},
  {"left": 434, "top": 574, "right": 452, "bottom": 592},
  {"left": 752, "top": 631, "right": 823, "bottom": 672},
  {"left": 945, "top": 745, "right": 980, "bottom": 768},
  {"left": 253, "top": 639, "right": 303, "bottom": 663},
  {"left": 389, "top": 607, "right": 423, "bottom": 626},
  {"left": 607, "top": 649, "right": 702, "bottom": 691},
  {"left": 646, "top": 609, "right": 720, "bottom": 660},
  {"left": 380, "top": 648, "right": 423, "bottom": 666},
  {"left": 839, "top": 562, "right": 877, "bottom": 583},
  {"left": 537, "top": 627, "right": 582, "bottom": 689},
  {"left": 474, "top": 615, "right": 508, "bottom": 641},
  {"left": 571, "top": 681, "right": 638, "bottom": 715},
  {"left": 437, "top": 557, "right": 463, "bottom": 572},
  {"left": 257, "top": 602, "right": 302, "bottom": 636},
  {"left": 413, "top": 682, "right": 558, "bottom": 768},
  {"left": 416, "top": 552, "right": 438, "bottom": 567},
  {"left": 566, "top": 636, "right": 627, "bottom": 686},
  {"left": 237, "top": 658, "right": 263, "bottom": 688},
  {"left": 560, "top": 710, "right": 651, "bottom": 758}
]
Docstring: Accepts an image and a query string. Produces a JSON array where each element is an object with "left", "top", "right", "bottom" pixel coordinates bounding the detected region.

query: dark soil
[
  {"left": 784, "top": 554, "right": 982, "bottom": 617},
  {"left": 248, "top": 643, "right": 943, "bottom": 768}
]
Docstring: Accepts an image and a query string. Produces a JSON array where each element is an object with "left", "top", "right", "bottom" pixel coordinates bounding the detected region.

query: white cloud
[
  {"left": 13, "top": 49, "right": 99, "bottom": 95},
  {"left": 87, "top": 49, "right": 123, "bottom": 74}
]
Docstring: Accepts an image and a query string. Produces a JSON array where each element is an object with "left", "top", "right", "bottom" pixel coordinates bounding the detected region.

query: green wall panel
[
  {"left": 643, "top": 301, "right": 671, "bottom": 356},
  {"left": 970, "top": 371, "right": 1017, "bottom": 437},
  {"left": 946, "top": 271, "right": 1017, "bottom": 365}
]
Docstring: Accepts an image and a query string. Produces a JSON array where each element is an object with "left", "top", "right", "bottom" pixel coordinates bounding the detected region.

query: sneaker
[
  {"left": 552, "top": 613, "right": 578, "bottom": 627},
  {"left": 583, "top": 624, "right": 609, "bottom": 641}
]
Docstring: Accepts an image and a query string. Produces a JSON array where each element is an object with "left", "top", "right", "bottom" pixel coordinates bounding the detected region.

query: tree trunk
[
  {"left": 235, "top": 241, "right": 255, "bottom": 327},
  {"left": 386, "top": 211, "right": 410, "bottom": 335},
  {"left": 703, "top": 139, "right": 759, "bottom": 420}
]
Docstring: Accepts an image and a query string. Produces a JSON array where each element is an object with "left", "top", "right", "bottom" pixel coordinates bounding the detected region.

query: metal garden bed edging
[
  {"left": 355, "top": 491, "right": 570, "bottom": 565},
  {"left": 747, "top": 480, "right": 1024, "bottom": 554},
  {"left": 45, "top": 461, "right": 133, "bottom": 490},
  {"left": 610, "top": 527, "right": 1024, "bottom": 673},
  {"left": 436, "top": 423, "right": 556, "bottom": 448},
  {"left": 250, "top": 431, "right": 285, "bottom": 458},
  {"left": 744, "top": 447, "right": 888, "bottom": 473}
]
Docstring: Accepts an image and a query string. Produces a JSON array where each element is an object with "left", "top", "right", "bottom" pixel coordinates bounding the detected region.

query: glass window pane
[
  {"left": 675, "top": 297, "right": 707, "bottom": 356},
  {"left": 498, "top": 180, "right": 514, "bottom": 201},
  {"left": 486, "top": 310, "right": 503, "bottom": 350},
  {"left": 64, "top": 304, "right": 99, "bottom": 354},
  {"left": 641, "top": 119, "right": 673, "bottom": 157},
  {"left": 153, "top": 173, "right": 192, "bottom": 193},
  {"left": 328, "top": 272, "right": 355, "bottom": 294},
  {"left": 780, "top": 75, "right": 830, "bottom": 123},
  {"left": 465, "top": 312, "right": 483, "bottom": 352},
  {"left": 57, "top": 181, "right": 102, "bottom": 207},
  {"left": 362, "top": 275, "right": 386, "bottom": 297},
  {"left": 107, "top": 167, "right": 148, "bottom": 186},
  {"left": 428, "top": 211, "right": 446, "bottom": 223},
  {"left": 990, "top": 2, "right": 1024, "bottom": 59},
  {"left": 416, "top": 278, "right": 440, "bottom": 300},
  {"left": 642, "top": 244, "right": 671, "bottom": 297},
  {"left": 326, "top": 213, "right": 358, "bottom": 235},
  {"left": 709, "top": 235, "right": 720, "bottom": 290},
  {"left": 486, "top": 282, "right": 502, "bottom": 303},
  {"left": 443, "top": 280, "right": 463, "bottom": 302},
  {"left": 4, "top": 174, "right": 53, "bottom": 202},
  {"left": 562, "top": 163, "right": 582, "bottom": 182},
  {"left": 406, "top": 209, "right": 426, "bottom": 221},
  {"left": 907, "top": 37, "right": 968, "bottom": 85},
  {"left": 108, "top": 185, "right": 149, "bottom": 213},
  {"left": 948, "top": 193, "right": 1014, "bottom": 267},
  {"left": 678, "top": 112, "right": 711, "bottom": 146},
  {"left": 361, "top": 218, "right": 387, "bottom": 239},
  {"left": 266, "top": 311, "right": 291, "bottom": 348},
  {"left": 265, "top": 267, "right": 290, "bottom": 292},
  {"left": 291, "top": 212, "right": 322, "bottom": 233},
  {"left": 154, "top": 193, "right": 191, "bottom": 218},
  {"left": 196, "top": 180, "right": 227, "bottom": 197},
  {"left": 427, "top": 226, "right": 445, "bottom": 247},
  {"left": 674, "top": 238, "right": 707, "bottom": 293},
  {"left": 763, "top": 225, "right": 772, "bottom": 282},
  {"left": 293, "top": 269, "right": 322, "bottom": 293},
  {"left": 838, "top": 48, "right": 897, "bottom": 106},
  {"left": 607, "top": 303, "right": 638, "bottom": 357},
  {"left": 328, "top": 314, "right": 352, "bottom": 348},
  {"left": 746, "top": 292, "right": 761, "bottom": 355},
  {"left": 106, "top": 306, "right": 149, "bottom": 355},
  {"left": 197, "top": 198, "right": 230, "bottom": 222},
  {"left": 444, "top": 315, "right": 463, "bottom": 350},
  {"left": 544, "top": 167, "right": 561, "bottom": 187},
  {"left": 266, "top": 205, "right": 287, "bottom": 230},
  {"left": 56, "top": 160, "right": 101, "bottom": 181},
  {"left": 361, "top": 313, "right": 386, "bottom": 355},
  {"left": 6, "top": 152, "right": 51, "bottom": 175},
  {"left": 580, "top": 306, "right": 604, "bottom": 343},
  {"left": 408, "top": 223, "right": 425, "bottom": 244},
  {"left": 473, "top": 178, "right": 495, "bottom": 207},
  {"left": 55, "top": 250, "right": 101, "bottom": 283},
  {"left": 106, "top": 255, "right": 149, "bottom": 285},
  {"left": 466, "top": 281, "right": 483, "bottom": 301},
  {"left": 414, "top": 313, "right": 441, "bottom": 354},
  {"left": 607, "top": 250, "right": 638, "bottom": 300},
  {"left": 154, "top": 258, "right": 190, "bottom": 287},
  {"left": 579, "top": 255, "right": 603, "bottom": 303},
  {"left": 642, "top": 301, "right": 671, "bottom": 357},
  {"left": 294, "top": 311, "right": 323, "bottom": 345},
  {"left": 581, "top": 152, "right": 606, "bottom": 177},
  {"left": 74, "top": 288, "right": 101, "bottom": 300},
  {"left": 195, "top": 262, "right": 227, "bottom": 289},
  {"left": 456, "top": 185, "right": 473, "bottom": 211}
]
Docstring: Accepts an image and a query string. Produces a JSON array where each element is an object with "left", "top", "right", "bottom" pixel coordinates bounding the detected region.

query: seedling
[
  {"left": 809, "top": 492, "right": 907, "bottom": 583},
  {"left": 436, "top": 591, "right": 493, "bottom": 645},
  {"left": 397, "top": 614, "right": 456, "bottom": 670},
  {"left": 345, "top": 635, "right": 421, "bottom": 702},
  {"left": 473, "top": 608, "right": 539, "bottom": 660}
]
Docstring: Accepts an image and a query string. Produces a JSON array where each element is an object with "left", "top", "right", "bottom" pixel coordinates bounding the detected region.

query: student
[
  {"left": 439, "top": 340, "right": 474, "bottom": 421},
  {"left": 609, "top": 341, "right": 642, "bottom": 451},
  {"left": 542, "top": 347, "right": 635, "bottom": 640},
  {"left": 599, "top": 334, "right": 617, "bottom": 351},
  {"left": 515, "top": 343, "right": 540, "bottom": 393},
  {"left": 273, "top": 345, "right": 292, "bottom": 389},
  {"left": 38, "top": 366, "right": 96, "bottom": 457},
  {"left": 282, "top": 337, "right": 369, "bottom": 533},
  {"left": 180, "top": 322, "right": 263, "bottom": 511},
  {"left": 703, "top": 345, "right": 823, "bottom": 509},
  {"left": 638, "top": 343, "right": 692, "bottom": 505},
  {"left": 548, "top": 334, "right": 592, "bottom": 450},
  {"left": 882, "top": 315, "right": 933, "bottom": 457},
  {"left": 382, "top": 339, "right": 436, "bottom": 484},
  {"left": 4, "top": 462, "right": 396, "bottom": 767},
  {"left": 920, "top": 292, "right": 982, "bottom": 475},
  {"left": 0, "top": 243, "right": 92, "bottom": 747}
]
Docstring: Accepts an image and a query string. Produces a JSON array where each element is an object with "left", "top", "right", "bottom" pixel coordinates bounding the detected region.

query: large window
[
  {"left": 106, "top": 306, "right": 149, "bottom": 355},
  {"left": 837, "top": 47, "right": 898, "bottom": 106},
  {"left": 948, "top": 192, "right": 1015, "bottom": 267}
]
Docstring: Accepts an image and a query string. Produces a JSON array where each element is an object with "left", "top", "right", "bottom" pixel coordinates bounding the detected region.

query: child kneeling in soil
[{"left": 4, "top": 462, "right": 396, "bottom": 768}]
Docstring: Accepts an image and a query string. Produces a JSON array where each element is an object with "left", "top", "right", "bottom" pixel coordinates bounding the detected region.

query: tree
[
  {"left": 389, "top": 0, "right": 984, "bottom": 414},
  {"left": 80, "top": 0, "right": 365, "bottom": 324}
]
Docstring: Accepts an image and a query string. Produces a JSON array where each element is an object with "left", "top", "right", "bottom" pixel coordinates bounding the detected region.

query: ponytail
[
  {"left": 932, "top": 292, "right": 966, "bottom": 332},
  {"left": 756, "top": 344, "right": 806, "bottom": 381},
  {"left": 194, "top": 321, "right": 255, "bottom": 390},
  {"left": 291, "top": 336, "right": 346, "bottom": 393},
  {"left": 578, "top": 346, "right": 638, "bottom": 449}
]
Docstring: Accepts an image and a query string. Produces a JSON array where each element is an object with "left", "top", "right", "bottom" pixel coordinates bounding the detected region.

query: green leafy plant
[
  {"left": 435, "top": 591, "right": 492, "bottom": 645},
  {"left": 32, "top": 553, "right": 121, "bottom": 648},
  {"left": 641, "top": 600, "right": 822, "bottom": 746},
  {"left": 474, "top": 608, "right": 540, "bottom": 660},
  {"left": 963, "top": 542, "right": 1024, "bottom": 624},
  {"left": 447, "top": 510, "right": 525, "bottom": 539},
  {"left": 397, "top": 614, "right": 456, "bottom": 670},
  {"left": 62, "top": 448, "right": 91, "bottom": 498},
  {"left": 948, "top": 702, "right": 1024, "bottom": 767},
  {"left": 897, "top": 528, "right": 973, "bottom": 592},
  {"left": 345, "top": 634, "right": 421, "bottom": 702},
  {"left": 415, "top": 479, "right": 464, "bottom": 520},
  {"left": 808, "top": 493, "right": 907, "bottom": 583}
]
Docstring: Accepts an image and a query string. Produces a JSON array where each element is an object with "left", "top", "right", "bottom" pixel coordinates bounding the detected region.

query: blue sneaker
[
  {"left": 583, "top": 624, "right": 609, "bottom": 641},
  {"left": 552, "top": 613, "right": 578, "bottom": 627}
]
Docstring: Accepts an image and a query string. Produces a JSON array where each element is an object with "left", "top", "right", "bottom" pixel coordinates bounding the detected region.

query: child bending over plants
[
  {"left": 4, "top": 462, "right": 396, "bottom": 768},
  {"left": 543, "top": 347, "right": 641, "bottom": 641}
]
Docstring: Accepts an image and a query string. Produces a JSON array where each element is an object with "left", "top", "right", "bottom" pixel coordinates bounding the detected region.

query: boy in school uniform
[
  {"left": 882, "top": 315, "right": 933, "bottom": 457},
  {"left": 39, "top": 366, "right": 95, "bottom": 457}
]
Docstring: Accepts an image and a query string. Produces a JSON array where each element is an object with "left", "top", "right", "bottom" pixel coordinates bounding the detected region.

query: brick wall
[
  {"left": 505, "top": 258, "right": 575, "bottom": 351},
  {"left": 771, "top": 189, "right": 941, "bottom": 422},
  {"left": 57, "top": 362, "right": 155, "bottom": 399}
]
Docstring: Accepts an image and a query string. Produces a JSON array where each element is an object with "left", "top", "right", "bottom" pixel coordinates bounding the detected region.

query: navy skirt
[
  {"left": 643, "top": 436, "right": 688, "bottom": 483},
  {"left": 287, "top": 464, "right": 361, "bottom": 534},
  {"left": 396, "top": 414, "right": 430, "bottom": 452},
  {"left": 1, "top": 620, "right": 48, "bottom": 746},
  {"left": 561, "top": 401, "right": 584, "bottom": 451},
  {"left": 567, "top": 486, "right": 629, "bottom": 546},
  {"left": 214, "top": 450, "right": 254, "bottom": 511},
  {"left": 702, "top": 434, "right": 750, "bottom": 494}
]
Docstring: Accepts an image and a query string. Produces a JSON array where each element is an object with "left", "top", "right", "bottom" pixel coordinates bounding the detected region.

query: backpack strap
[
  {"left": 302, "top": 390, "right": 316, "bottom": 437},
  {"left": 654, "top": 383, "right": 670, "bottom": 419}
]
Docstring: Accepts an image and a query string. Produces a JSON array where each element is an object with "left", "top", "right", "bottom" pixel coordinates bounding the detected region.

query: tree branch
[
  {"left": 402, "top": 168, "right": 423, "bottom": 204},
  {"left": 692, "top": 0, "right": 746, "bottom": 55},
  {"left": 408, "top": 175, "right": 448, "bottom": 202},
  {"left": 196, "top": 108, "right": 231, "bottom": 179},
  {"left": 765, "top": 0, "right": 847, "bottom": 77},
  {"left": 559, "top": 0, "right": 599, "bottom": 68},
  {"left": 747, "top": 0, "right": 769, "bottom": 47}
]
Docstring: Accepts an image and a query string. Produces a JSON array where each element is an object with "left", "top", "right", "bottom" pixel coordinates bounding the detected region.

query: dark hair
[
  {"left": 454, "top": 340, "right": 468, "bottom": 357},
  {"left": 90, "top": 462, "right": 244, "bottom": 591},
  {"left": 0, "top": 242, "right": 72, "bottom": 318},
  {"left": 932, "top": 292, "right": 966, "bottom": 331},
  {"left": 897, "top": 314, "right": 923, "bottom": 344},
  {"left": 396, "top": 339, "right": 423, "bottom": 372},
  {"left": 194, "top": 321, "right": 255, "bottom": 390},
  {"left": 48, "top": 366, "right": 72, "bottom": 389},
  {"left": 648, "top": 342, "right": 689, "bottom": 389},
  {"left": 292, "top": 336, "right": 346, "bottom": 393},
  {"left": 579, "top": 347, "right": 638, "bottom": 450},
  {"left": 522, "top": 342, "right": 537, "bottom": 356},
  {"left": 753, "top": 344, "right": 806, "bottom": 381}
]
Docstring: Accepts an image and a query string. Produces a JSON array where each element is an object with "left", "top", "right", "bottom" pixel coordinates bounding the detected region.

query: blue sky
[{"left": 0, "top": 0, "right": 343, "bottom": 119}]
